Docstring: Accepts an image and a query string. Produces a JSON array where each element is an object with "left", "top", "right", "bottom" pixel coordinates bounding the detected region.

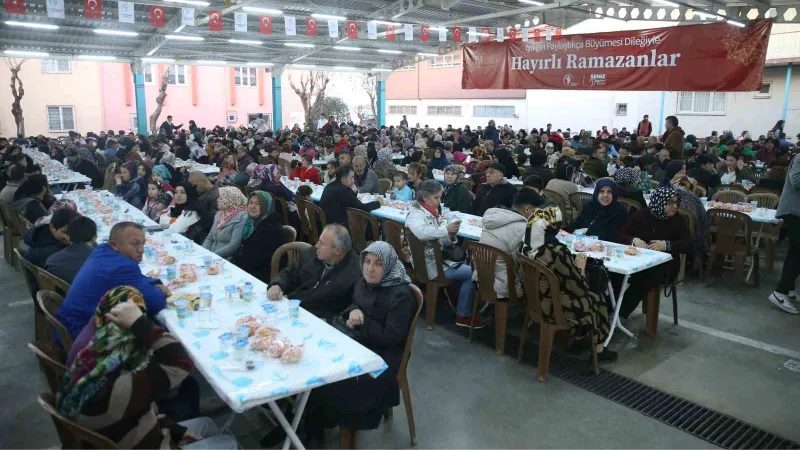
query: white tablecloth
[
  {"left": 23, "top": 149, "right": 92, "bottom": 186},
  {"left": 172, "top": 158, "right": 220, "bottom": 175}
]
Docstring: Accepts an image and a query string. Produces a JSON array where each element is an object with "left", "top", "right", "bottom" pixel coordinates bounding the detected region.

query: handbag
[
  {"left": 441, "top": 239, "right": 467, "bottom": 263},
  {"left": 583, "top": 256, "right": 610, "bottom": 295}
]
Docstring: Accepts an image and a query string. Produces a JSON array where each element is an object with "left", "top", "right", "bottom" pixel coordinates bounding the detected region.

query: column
[
  {"left": 131, "top": 59, "right": 148, "bottom": 135},
  {"left": 271, "top": 65, "right": 285, "bottom": 131},
  {"left": 377, "top": 72, "right": 387, "bottom": 128},
  {"left": 657, "top": 91, "right": 666, "bottom": 135},
  {"left": 783, "top": 63, "right": 792, "bottom": 121}
]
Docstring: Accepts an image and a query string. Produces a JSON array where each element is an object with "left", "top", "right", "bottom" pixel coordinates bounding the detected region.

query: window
[
  {"left": 755, "top": 81, "right": 772, "bottom": 98},
  {"left": 166, "top": 64, "right": 187, "bottom": 85},
  {"left": 234, "top": 67, "right": 258, "bottom": 86},
  {"left": 143, "top": 63, "right": 153, "bottom": 84},
  {"left": 473, "top": 105, "right": 515, "bottom": 118},
  {"left": 615, "top": 103, "right": 628, "bottom": 116},
  {"left": 41, "top": 59, "right": 70, "bottom": 74},
  {"left": 389, "top": 105, "right": 417, "bottom": 115},
  {"left": 677, "top": 92, "right": 726, "bottom": 115},
  {"left": 129, "top": 113, "right": 138, "bottom": 132},
  {"left": 47, "top": 106, "right": 76, "bottom": 132},
  {"left": 396, "top": 64, "right": 416, "bottom": 71},
  {"left": 429, "top": 54, "right": 461, "bottom": 68},
  {"left": 426, "top": 105, "right": 462, "bottom": 116}
]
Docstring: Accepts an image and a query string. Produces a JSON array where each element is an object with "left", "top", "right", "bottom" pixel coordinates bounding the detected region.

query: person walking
[{"left": 768, "top": 152, "right": 800, "bottom": 314}]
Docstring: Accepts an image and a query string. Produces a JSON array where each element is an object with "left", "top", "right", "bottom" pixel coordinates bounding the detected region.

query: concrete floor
[{"left": 2, "top": 241, "right": 799, "bottom": 449}]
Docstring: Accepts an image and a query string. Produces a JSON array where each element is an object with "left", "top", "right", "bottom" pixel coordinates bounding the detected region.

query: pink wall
[{"left": 387, "top": 64, "right": 525, "bottom": 100}]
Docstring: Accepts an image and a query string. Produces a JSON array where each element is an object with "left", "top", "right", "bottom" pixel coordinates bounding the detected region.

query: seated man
[
  {"left": 24, "top": 208, "right": 79, "bottom": 267},
  {"left": 474, "top": 163, "right": 518, "bottom": 216},
  {"left": 57, "top": 222, "right": 169, "bottom": 340},
  {"left": 0, "top": 164, "right": 25, "bottom": 203},
  {"left": 45, "top": 215, "right": 97, "bottom": 284},
  {"left": 582, "top": 145, "right": 609, "bottom": 180},
  {"left": 319, "top": 165, "right": 383, "bottom": 230},
  {"left": 267, "top": 224, "right": 360, "bottom": 319}
]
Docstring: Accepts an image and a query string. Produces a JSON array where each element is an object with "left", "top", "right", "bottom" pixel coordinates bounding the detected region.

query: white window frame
[
  {"left": 234, "top": 67, "right": 258, "bottom": 87},
  {"left": 473, "top": 105, "right": 515, "bottom": 118},
  {"left": 47, "top": 106, "right": 76, "bottom": 132},
  {"left": 395, "top": 64, "right": 416, "bottom": 71},
  {"left": 129, "top": 113, "right": 138, "bottom": 133},
  {"left": 389, "top": 105, "right": 417, "bottom": 115},
  {"left": 676, "top": 92, "right": 726, "bottom": 116},
  {"left": 426, "top": 105, "right": 462, "bottom": 116},
  {"left": 429, "top": 54, "right": 461, "bottom": 68},
  {"left": 166, "top": 64, "right": 188, "bottom": 86},
  {"left": 615, "top": 103, "right": 628, "bottom": 116},
  {"left": 41, "top": 59, "right": 71, "bottom": 74},
  {"left": 143, "top": 63, "right": 154, "bottom": 85},
  {"left": 754, "top": 81, "right": 772, "bottom": 99}
]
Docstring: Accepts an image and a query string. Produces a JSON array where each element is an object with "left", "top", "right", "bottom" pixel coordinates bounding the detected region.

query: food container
[
  {"left": 174, "top": 300, "right": 189, "bottom": 319},
  {"left": 288, "top": 299, "right": 301, "bottom": 320}
]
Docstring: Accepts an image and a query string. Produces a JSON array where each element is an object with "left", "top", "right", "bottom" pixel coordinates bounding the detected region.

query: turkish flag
[
  {"left": 306, "top": 17, "right": 317, "bottom": 36},
  {"left": 452, "top": 27, "right": 461, "bottom": 43},
  {"left": 84, "top": 0, "right": 101, "bottom": 19},
  {"left": 421, "top": 25, "right": 429, "bottom": 41},
  {"left": 481, "top": 27, "right": 490, "bottom": 43},
  {"left": 4, "top": 0, "right": 24, "bottom": 14},
  {"left": 346, "top": 20, "right": 358, "bottom": 39},
  {"left": 259, "top": 15, "right": 272, "bottom": 34},
  {"left": 150, "top": 6, "right": 166, "bottom": 28},
  {"left": 208, "top": 10, "right": 222, "bottom": 31},
  {"left": 533, "top": 28, "right": 541, "bottom": 41},
  {"left": 509, "top": 28, "right": 517, "bottom": 42},
  {"left": 386, "top": 25, "right": 395, "bottom": 40},
  {"left": 555, "top": 27, "right": 562, "bottom": 40}
]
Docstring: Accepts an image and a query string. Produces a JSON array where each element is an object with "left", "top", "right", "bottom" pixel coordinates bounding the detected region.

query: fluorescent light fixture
[
  {"left": 165, "top": 34, "right": 204, "bottom": 41},
  {"left": 694, "top": 10, "right": 718, "bottom": 19},
  {"left": 142, "top": 57, "right": 175, "bottom": 63},
  {"left": 94, "top": 29, "right": 139, "bottom": 37},
  {"left": 284, "top": 42, "right": 315, "bottom": 48},
  {"left": 652, "top": 0, "right": 679, "bottom": 7},
  {"left": 371, "top": 68, "right": 392, "bottom": 72},
  {"left": 196, "top": 59, "right": 227, "bottom": 64},
  {"left": 311, "top": 13, "right": 347, "bottom": 21},
  {"left": 229, "top": 39, "right": 262, "bottom": 45},
  {"left": 377, "top": 49, "right": 402, "bottom": 54},
  {"left": 519, "top": 0, "right": 544, "bottom": 5},
  {"left": 514, "top": 23, "right": 521, "bottom": 29},
  {"left": 164, "top": 0, "right": 210, "bottom": 6},
  {"left": 4, "top": 20, "right": 59, "bottom": 30},
  {"left": 333, "top": 66, "right": 356, "bottom": 70},
  {"left": 4, "top": 49, "right": 49, "bottom": 57},
  {"left": 242, "top": 6, "right": 282, "bottom": 14},
  {"left": 292, "top": 64, "right": 316, "bottom": 68},
  {"left": 417, "top": 52, "right": 438, "bottom": 57},
  {"left": 727, "top": 19, "right": 745, "bottom": 27},
  {"left": 524, "top": 19, "right": 530, "bottom": 26},
  {"left": 372, "top": 20, "right": 401, "bottom": 26},
  {"left": 333, "top": 46, "right": 361, "bottom": 51},
  {"left": 78, "top": 54, "right": 117, "bottom": 60},
  {"left": 247, "top": 62, "right": 274, "bottom": 66}
]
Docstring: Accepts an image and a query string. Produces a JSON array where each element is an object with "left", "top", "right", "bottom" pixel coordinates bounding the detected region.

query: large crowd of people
[{"left": 2, "top": 110, "right": 800, "bottom": 448}]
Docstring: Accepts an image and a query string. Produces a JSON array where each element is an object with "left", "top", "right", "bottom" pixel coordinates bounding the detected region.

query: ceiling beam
[
  {"left": 370, "top": 0, "right": 427, "bottom": 20},
  {"left": 435, "top": 1, "right": 576, "bottom": 26}
]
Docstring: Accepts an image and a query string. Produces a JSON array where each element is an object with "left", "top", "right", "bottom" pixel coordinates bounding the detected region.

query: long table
[
  {"left": 60, "top": 188, "right": 386, "bottom": 450},
  {"left": 23, "top": 148, "right": 92, "bottom": 188},
  {"left": 172, "top": 158, "right": 220, "bottom": 175}
]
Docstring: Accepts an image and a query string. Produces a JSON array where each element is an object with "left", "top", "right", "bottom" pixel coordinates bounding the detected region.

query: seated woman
[
  {"left": 151, "top": 164, "right": 175, "bottom": 193},
  {"left": 231, "top": 191, "right": 287, "bottom": 282},
  {"left": 142, "top": 180, "right": 167, "bottom": 221},
  {"left": 520, "top": 203, "right": 616, "bottom": 361},
  {"left": 215, "top": 155, "right": 239, "bottom": 186},
  {"left": 11, "top": 174, "right": 49, "bottom": 223},
  {"left": 616, "top": 187, "right": 693, "bottom": 318},
  {"left": 160, "top": 183, "right": 203, "bottom": 242},
  {"left": 115, "top": 161, "right": 146, "bottom": 209},
  {"left": 406, "top": 180, "right": 483, "bottom": 329},
  {"left": 442, "top": 164, "right": 474, "bottom": 214},
  {"left": 65, "top": 147, "right": 104, "bottom": 188},
  {"left": 545, "top": 157, "right": 581, "bottom": 218},
  {"left": 613, "top": 166, "right": 647, "bottom": 206},
  {"left": 289, "top": 154, "right": 322, "bottom": 184},
  {"left": 672, "top": 176, "right": 710, "bottom": 259},
  {"left": 634, "top": 158, "right": 653, "bottom": 192},
  {"left": 250, "top": 164, "right": 295, "bottom": 202},
  {"left": 427, "top": 148, "right": 450, "bottom": 171},
  {"left": 202, "top": 186, "right": 248, "bottom": 259},
  {"left": 571, "top": 178, "right": 629, "bottom": 242},
  {"left": 57, "top": 286, "right": 235, "bottom": 449},
  {"left": 718, "top": 151, "right": 754, "bottom": 185}
]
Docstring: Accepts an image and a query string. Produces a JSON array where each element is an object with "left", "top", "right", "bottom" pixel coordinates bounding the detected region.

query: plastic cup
[
  {"left": 174, "top": 300, "right": 189, "bottom": 319},
  {"left": 289, "top": 299, "right": 301, "bottom": 319},
  {"left": 165, "top": 265, "right": 177, "bottom": 281},
  {"left": 242, "top": 282, "right": 254, "bottom": 302},
  {"left": 219, "top": 332, "right": 234, "bottom": 352},
  {"left": 232, "top": 339, "right": 248, "bottom": 362},
  {"left": 225, "top": 285, "right": 237, "bottom": 302},
  {"left": 202, "top": 255, "right": 213, "bottom": 268},
  {"left": 750, "top": 201, "right": 758, "bottom": 213},
  {"left": 262, "top": 303, "right": 278, "bottom": 325},
  {"left": 236, "top": 326, "right": 250, "bottom": 340}
]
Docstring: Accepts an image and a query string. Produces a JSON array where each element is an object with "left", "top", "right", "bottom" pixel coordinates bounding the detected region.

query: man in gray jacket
[
  {"left": 352, "top": 156, "right": 380, "bottom": 194},
  {"left": 769, "top": 153, "right": 800, "bottom": 314}
]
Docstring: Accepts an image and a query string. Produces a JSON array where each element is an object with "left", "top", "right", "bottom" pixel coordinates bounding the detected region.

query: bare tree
[
  {"left": 289, "top": 71, "right": 330, "bottom": 130},
  {"left": 149, "top": 65, "right": 173, "bottom": 135},
  {"left": 354, "top": 105, "right": 369, "bottom": 124},
  {"left": 361, "top": 73, "right": 377, "bottom": 116},
  {"left": 5, "top": 58, "right": 27, "bottom": 136}
]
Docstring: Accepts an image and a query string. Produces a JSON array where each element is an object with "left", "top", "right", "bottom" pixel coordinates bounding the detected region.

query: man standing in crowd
[
  {"left": 637, "top": 114, "right": 652, "bottom": 137},
  {"left": 159, "top": 115, "right": 183, "bottom": 137},
  {"left": 662, "top": 115, "right": 685, "bottom": 159}
]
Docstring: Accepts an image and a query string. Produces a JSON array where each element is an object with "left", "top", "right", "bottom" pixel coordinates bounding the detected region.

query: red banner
[
  {"left": 4, "top": 0, "right": 24, "bottom": 14},
  {"left": 346, "top": 20, "right": 358, "bottom": 39},
  {"left": 84, "top": 0, "right": 101, "bottom": 19},
  {"left": 259, "top": 15, "right": 272, "bottom": 34},
  {"left": 462, "top": 20, "right": 772, "bottom": 92},
  {"left": 386, "top": 25, "right": 395, "bottom": 40},
  {"left": 208, "top": 10, "right": 222, "bottom": 31},
  {"left": 306, "top": 17, "right": 317, "bottom": 36},
  {"left": 150, "top": 5, "right": 166, "bottom": 28}
]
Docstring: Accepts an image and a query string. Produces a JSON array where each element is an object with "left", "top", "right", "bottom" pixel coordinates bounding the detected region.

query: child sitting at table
[
  {"left": 390, "top": 172, "right": 414, "bottom": 201},
  {"left": 324, "top": 160, "right": 338, "bottom": 184},
  {"left": 142, "top": 180, "right": 166, "bottom": 221}
]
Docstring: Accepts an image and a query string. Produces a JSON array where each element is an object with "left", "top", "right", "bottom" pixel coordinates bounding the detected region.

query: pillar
[
  {"left": 271, "top": 65, "right": 284, "bottom": 131},
  {"left": 131, "top": 59, "right": 148, "bottom": 136},
  {"left": 657, "top": 91, "right": 666, "bottom": 135},
  {"left": 783, "top": 63, "right": 792, "bottom": 122},
  {"left": 377, "top": 72, "right": 387, "bottom": 128}
]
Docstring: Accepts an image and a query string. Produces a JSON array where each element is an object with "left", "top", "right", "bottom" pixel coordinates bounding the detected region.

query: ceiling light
[
  {"left": 377, "top": 49, "right": 402, "bottom": 54},
  {"left": 372, "top": 20, "right": 400, "bottom": 26},
  {"left": 284, "top": 42, "right": 315, "bottom": 48},
  {"left": 519, "top": 0, "right": 544, "bottom": 5},
  {"left": 417, "top": 52, "right": 438, "bottom": 57},
  {"left": 229, "top": 39, "right": 262, "bottom": 45},
  {"left": 78, "top": 54, "right": 117, "bottom": 60},
  {"left": 247, "top": 62, "right": 274, "bottom": 66},
  {"left": 196, "top": 59, "right": 227, "bottom": 64},
  {"left": 241, "top": 7, "right": 282, "bottom": 15},
  {"left": 333, "top": 46, "right": 361, "bottom": 51},
  {"left": 4, "top": 20, "right": 59, "bottom": 30},
  {"left": 164, "top": 0, "right": 210, "bottom": 6},
  {"left": 372, "top": 68, "right": 392, "bottom": 72},
  {"left": 727, "top": 19, "right": 745, "bottom": 27},
  {"left": 311, "top": 13, "right": 347, "bottom": 21},
  {"left": 94, "top": 29, "right": 139, "bottom": 37},
  {"left": 166, "top": 34, "right": 204, "bottom": 41},
  {"left": 514, "top": 23, "right": 521, "bottom": 28},
  {"left": 333, "top": 66, "right": 356, "bottom": 70},
  {"left": 653, "top": 0, "right": 679, "bottom": 7},
  {"left": 142, "top": 57, "right": 175, "bottom": 63},
  {"left": 694, "top": 11, "right": 718, "bottom": 19},
  {"left": 4, "top": 49, "right": 49, "bottom": 57},
  {"left": 292, "top": 64, "right": 316, "bottom": 68},
  {"left": 523, "top": 20, "right": 530, "bottom": 26}
]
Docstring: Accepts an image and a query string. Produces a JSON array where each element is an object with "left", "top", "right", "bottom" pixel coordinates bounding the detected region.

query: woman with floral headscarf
[
  {"left": 114, "top": 161, "right": 146, "bottom": 209},
  {"left": 216, "top": 154, "right": 239, "bottom": 186},
  {"left": 202, "top": 186, "right": 248, "bottom": 259},
  {"left": 616, "top": 187, "right": 693, "bottom": 318},
  {"left": 373, "top": 146, "right": 396, "bottom": 175},
  {"left": 231, "top": 190, "right": 287, "bottom": 282},
  {"left": 250, "top": 163, "right": 295, "bottom": 202},
  {"left": 151, "top": 164, "right": 174, "bottom": 193},
  {"left": 613, "top": 166, "right": 647, "bottom": 206},
  {"left": 58, "top": 286, "right": 236, "bottom": 449},
  {"left": 35, "top": 198, "right": 78, "bottom": 226},
  {"left": 442, "top": 164, "right": 473, "bottom": 214},
  {"left": 520, "top": 202, "right": 616, "bottom": 363}
]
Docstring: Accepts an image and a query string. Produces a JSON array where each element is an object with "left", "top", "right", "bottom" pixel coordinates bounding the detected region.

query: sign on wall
[{"left": 462, "top": 20, "right": 772, "bottom": 92}]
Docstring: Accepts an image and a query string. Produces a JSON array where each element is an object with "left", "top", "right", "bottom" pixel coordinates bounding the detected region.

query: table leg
[
  {"left": 603, "top": 274, "right": 633, "bottom": 347},
  {"left": 220, "top": 410, "right": 238, "bottom": 433},
  {"left": 746, "top": 224, "right": 764, "bottom": 282},
  {"left": 267, "top": 389, "right": 311, "bottom": 450}
]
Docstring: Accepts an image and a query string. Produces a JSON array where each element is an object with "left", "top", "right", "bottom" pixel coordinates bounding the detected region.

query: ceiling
[{"left": 1, "top": 0, "right": 797, "bottom": 71}]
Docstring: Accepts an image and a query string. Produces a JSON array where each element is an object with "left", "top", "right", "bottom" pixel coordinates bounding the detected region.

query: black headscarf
[{"left": 170, "top": 182, "right": 199, "bottom": 218}]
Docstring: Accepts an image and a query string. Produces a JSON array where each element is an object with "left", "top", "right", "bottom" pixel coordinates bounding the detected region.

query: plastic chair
[
  {"left": 693, "top": 184, "right": 707, "bottom": 198},
  {"left": 347, "top": 208, "right": 380, "bottom": 253},
  {"left": 617, "top": 197, "right": 643, "bottom": 215},
  {"left": 273, "top": 195, "right": 290, "bottom": 226},
  {"left": 746, "top": 193, "right": 780, "bottom": 272},
  {"left": 706, "top": 209, "right": 759, "bottom": 286},
  {"left": 382, "top": 218, "right": 406, "bottom": 259},
  {"left": 281, "top": 225, "right": 297, "bottom": 243},
  {"left": 296, "top": 197, "right": 326, "bottom": 244},
  {"left": 37, "top": 291, "right": 73, "bottom": 353},
  {"left": 670, "top": 208, "right": 696, "bottom": 326},
  {"left": 569, "top": 192, "right": 592, "bottom": 216},
  {"left": 516, "top": 254, "right": 599, "bottom": 381},
  {"left": 38, "top": 393, "right": 119, "bottom": 450},
  {"left": 717, "top": 184, "right": 749, "bottom": 195},
  {"left": 0, "top": 202, "right": 22, "bottom": 266},
  {"left": 746, "top": 192, "right": 779, "bottom": 209},
  {"left": 541, "top": 189, "right": 570, "bottom": 226},
  {"left": 405, "top": 228, "right": 454, "bottom": 330},
  {"left": 15, "top": 248, "right": 49, "bottom": 341},
  {"left": 270, "top": 242, "right": 312, "bottom": 280},
  {"left": 28, "top": 341, "right": 67, "bottom": 395},
  {"left": 467, "top": 241, "right": 523, "bottom": 356},
  {"left": 748, "top": 186, "right": 780, "bottom": 196},
  {"left": 711, "top": 189, "right": 747, "bottom": 204},
  {"left": 378, "top": 178, "right": 392, "bottom": 194},
  {"left": 37, "top": 269, "right": 71, "bottom": 296}
]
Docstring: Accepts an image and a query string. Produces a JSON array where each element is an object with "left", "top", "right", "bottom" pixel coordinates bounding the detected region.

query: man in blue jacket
[{"left": 57, "top": 222, "right": 170, "bottom": 339}]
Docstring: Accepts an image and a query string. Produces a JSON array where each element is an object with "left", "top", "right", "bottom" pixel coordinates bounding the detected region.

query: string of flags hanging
[{"left": 3, "top": 0, "right": 562, "bottom": 42}]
